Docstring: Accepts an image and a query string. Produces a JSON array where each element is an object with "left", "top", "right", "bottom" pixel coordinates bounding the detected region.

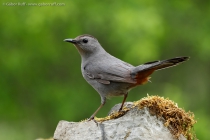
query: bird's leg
[
  {"left": 88, "top": 97, "right": 106, "bottom": 121},
  {"left": 88, "top": 104, "right": 104, "bottom": 120},
  {"left": 119, "top": 92, "right": 128, "bottom": 111}
]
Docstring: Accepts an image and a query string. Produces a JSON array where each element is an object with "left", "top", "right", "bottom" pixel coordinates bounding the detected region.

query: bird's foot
[
  {"left": 88, "top": 115, "right": 95, "bottom": 121},
  {"left": 118, "top": 107, "right": 123, "bottom": 112},
  {"left": 87, "top": 116, "right": 98, "bottom": 125}
]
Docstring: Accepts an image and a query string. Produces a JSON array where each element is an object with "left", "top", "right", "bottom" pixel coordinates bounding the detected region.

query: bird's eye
[{"left": 82, "top": 38, "right": 88, "bottom": 43}]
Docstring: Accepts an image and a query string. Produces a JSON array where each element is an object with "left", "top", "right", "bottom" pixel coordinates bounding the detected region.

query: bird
[{"left": 64, "top": 34, "right": 189, "bottom": 120}]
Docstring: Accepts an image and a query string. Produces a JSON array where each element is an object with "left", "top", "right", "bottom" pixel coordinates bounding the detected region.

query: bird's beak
[{"left": 64, "top": 38, "right": 77, "bottom": 44}]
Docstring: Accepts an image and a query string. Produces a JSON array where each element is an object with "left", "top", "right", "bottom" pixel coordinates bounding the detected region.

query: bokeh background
[{"left": 1, "top": 1, "right": 210, "bottom": 139}]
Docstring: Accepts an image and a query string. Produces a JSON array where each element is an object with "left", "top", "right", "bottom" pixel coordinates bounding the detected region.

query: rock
[
  {"left": 54, "top": 107, "right": 186, "bottom": 140},
  {"left": 54, "top": 95, "right": 197, "bottom": 140}
]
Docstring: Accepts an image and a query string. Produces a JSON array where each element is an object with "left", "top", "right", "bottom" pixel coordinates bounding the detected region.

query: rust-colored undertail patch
[{"left": 131, "top": 69, "right": 155, "bottom": 88}]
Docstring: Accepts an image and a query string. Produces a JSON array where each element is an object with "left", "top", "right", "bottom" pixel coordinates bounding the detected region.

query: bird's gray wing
[{"left": 84, "top": 62, "right": 136, "bottom": 85}]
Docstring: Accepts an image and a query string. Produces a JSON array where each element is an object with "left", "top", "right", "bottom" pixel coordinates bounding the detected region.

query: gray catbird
[{"left": 64, "top": 34, "right": 189, "bottom": 120}]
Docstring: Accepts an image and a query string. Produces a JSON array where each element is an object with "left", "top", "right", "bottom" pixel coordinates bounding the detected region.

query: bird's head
[{"left": 64, "top": 34, "right": 105, "bottom": 58}]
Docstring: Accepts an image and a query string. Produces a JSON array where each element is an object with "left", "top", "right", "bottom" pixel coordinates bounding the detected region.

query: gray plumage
[{"left": 64, "top": 34, "right": 189, "bottom": 120}]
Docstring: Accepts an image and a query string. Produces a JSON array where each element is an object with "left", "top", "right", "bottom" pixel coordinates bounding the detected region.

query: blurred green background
[{"left": 1, "top": 0, "right": 210, "bottom": 139}]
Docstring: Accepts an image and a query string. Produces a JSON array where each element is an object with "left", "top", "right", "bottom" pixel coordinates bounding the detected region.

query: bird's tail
[
  {"left": 132, "top": 56, "right": 189, "bottom": 74},
  {"left": 146, "top": 56, "right": 189, "bottom": 71},
  {"left": 130, "top": 56, "right": 189, "bottom": 85}
]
